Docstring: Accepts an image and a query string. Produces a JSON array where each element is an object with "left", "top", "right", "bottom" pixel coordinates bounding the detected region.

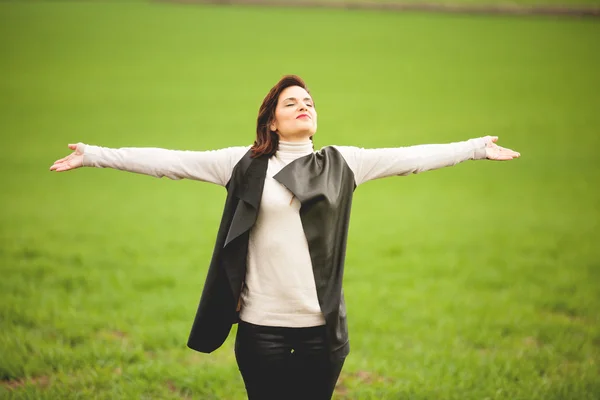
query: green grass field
[{"left": 1, "top": 1, "right": 599, "bottom": 399}]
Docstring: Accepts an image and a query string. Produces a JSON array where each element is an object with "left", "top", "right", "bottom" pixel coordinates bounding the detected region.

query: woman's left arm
[{"left": 334, "top": 136, "right": 520, "bottom": 186}]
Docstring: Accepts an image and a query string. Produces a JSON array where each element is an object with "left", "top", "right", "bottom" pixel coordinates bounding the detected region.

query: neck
[{"left": 276, "top": 132, "right": 312, "bottom": 143}]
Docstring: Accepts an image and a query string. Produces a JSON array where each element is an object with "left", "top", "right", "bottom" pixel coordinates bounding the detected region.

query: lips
[{"left": 296, "top": 114, "right": 310, "bottom": 119}]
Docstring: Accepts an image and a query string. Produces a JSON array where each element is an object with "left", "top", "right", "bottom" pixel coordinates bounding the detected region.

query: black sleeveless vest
[{"left": 187, "top": 146, "right": 355, "bottom": 359}]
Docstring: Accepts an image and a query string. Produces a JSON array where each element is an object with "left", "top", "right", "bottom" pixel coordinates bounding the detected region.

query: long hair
[{"left": 251, "top": 75, "right": 311, "bottom": 158}]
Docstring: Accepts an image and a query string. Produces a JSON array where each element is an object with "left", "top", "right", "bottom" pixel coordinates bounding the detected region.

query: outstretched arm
[
  {"left": 49, "top": 143, "right": 250, "bottom": 186},
  {"left": 334, "top": 136, "right": 520, "bottom": 186}
]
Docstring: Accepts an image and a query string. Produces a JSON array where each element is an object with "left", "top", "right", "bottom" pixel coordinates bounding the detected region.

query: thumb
[
  {"left": 68, "top": 143, "right": 77, "bottom": 150},
  {"left": 491, "top": 136, "right": 499, "bottom": 143}
]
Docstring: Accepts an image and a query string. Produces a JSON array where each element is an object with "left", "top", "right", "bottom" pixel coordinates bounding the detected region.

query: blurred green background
[{"left": 1, "top": 1, "right": 599, "bottom": 399}]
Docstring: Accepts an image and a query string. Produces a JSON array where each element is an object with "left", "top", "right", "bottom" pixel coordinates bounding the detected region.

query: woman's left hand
[{"left": 484, "top": 136, "right": 520, "bottom": 161}]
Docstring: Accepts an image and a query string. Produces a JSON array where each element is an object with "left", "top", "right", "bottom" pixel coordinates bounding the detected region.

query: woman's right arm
[{"left": 50, "top": 143, "right": 250, "bottom": 187}]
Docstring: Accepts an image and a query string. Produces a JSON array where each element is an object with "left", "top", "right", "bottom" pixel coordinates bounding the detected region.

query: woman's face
[{"left": 270, "top": 85, "right": 317, "bottom": 142}]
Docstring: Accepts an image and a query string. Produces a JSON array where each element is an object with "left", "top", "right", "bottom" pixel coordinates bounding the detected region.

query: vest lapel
[{"left": 224, "top": 154, "right": 268, "bottom": 247}]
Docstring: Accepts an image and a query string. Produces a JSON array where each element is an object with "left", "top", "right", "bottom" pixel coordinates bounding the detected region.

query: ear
[{"left": 269, "top": 119, "right": 277, "bottom": 132}]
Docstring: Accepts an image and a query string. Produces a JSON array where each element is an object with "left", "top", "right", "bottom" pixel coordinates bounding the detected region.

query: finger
[
  {"left": 502, "top": 148, "right": 520, "bottom": 157},
  {"left": 54, "top": 165, "right": 72, "bottom": 172},
  {"left": 499, "top": 149, "right": 520, "bottom": 157},
  {"left": 68, "top": 144, "right": 77, "bottom": 150},
  {"left": 491, "top": 136, "right": 499, "bottom": 143},
  {"left": 498, "top": 145, "right": 520, "bottom": 154},
  {"left": 53, "top": 152, "right": 75, "bottom": 164},
  {"left": 495, "top": 146, "right": 520, "bottom": 157},
  {"left": 53, "top": 156, "right": 69, "bottom": 164},
  {"left": 50, "top": 161, "right": 66, "bottom": 171},
  {"left": 491, "top": 154, "right": 518, "bottom": 161}
]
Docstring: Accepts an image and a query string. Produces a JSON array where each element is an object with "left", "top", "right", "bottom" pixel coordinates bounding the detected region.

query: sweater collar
[{"left": 276, "top": 140, "right": 314, "bottom": 162}]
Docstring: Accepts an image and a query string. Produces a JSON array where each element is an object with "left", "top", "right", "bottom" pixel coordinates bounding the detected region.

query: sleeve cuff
[
  {"left": 78, "top": 143, "right": 91, "bottom": 167},
  {"left": 470, "top": 137, "right": 489, "bottom": 160}
]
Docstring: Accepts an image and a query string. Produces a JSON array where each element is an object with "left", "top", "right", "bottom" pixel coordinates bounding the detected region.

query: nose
[{"left": 298, "top": 103, "right": 308, "bottom": 111}]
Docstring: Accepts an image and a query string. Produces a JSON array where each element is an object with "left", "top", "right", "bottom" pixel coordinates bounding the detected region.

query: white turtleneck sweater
[{"left": 82, "top": 138, "right": 489, "bottom": 327}]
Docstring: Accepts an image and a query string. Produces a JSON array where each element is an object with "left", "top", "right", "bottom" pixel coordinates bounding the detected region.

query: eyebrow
[{"left": 283, "top": 97, "right": 313, "bottom": 103}]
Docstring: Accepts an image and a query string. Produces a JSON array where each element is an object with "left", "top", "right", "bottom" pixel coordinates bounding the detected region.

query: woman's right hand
[{"left": 50, "top": 143, "right": 85, "bottom": 172}]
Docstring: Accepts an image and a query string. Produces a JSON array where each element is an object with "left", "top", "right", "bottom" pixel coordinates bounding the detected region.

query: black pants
[{"left": 235, "top": 320, "right": 345, "bottom": 400}]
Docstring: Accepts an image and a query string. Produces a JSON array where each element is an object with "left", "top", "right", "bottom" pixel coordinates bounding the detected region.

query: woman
[{"left": 50, "top": 75, "right": 520, "bottom": 400}]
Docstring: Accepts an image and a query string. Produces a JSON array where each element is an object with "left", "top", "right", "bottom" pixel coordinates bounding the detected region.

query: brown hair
[{"left": 251, "top": 75, "right": 311, "bottom": 158}]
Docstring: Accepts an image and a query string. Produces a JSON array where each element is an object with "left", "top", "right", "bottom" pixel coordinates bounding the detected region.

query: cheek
[
  {"left": 276, "top": 108, "right": 292, "bottom": 122},
  {"left": 285, "top": 110, "right": 298, "bottom": 125},
  {"left": 273, "top": 110, "right": 286, "bottom": 128}
]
